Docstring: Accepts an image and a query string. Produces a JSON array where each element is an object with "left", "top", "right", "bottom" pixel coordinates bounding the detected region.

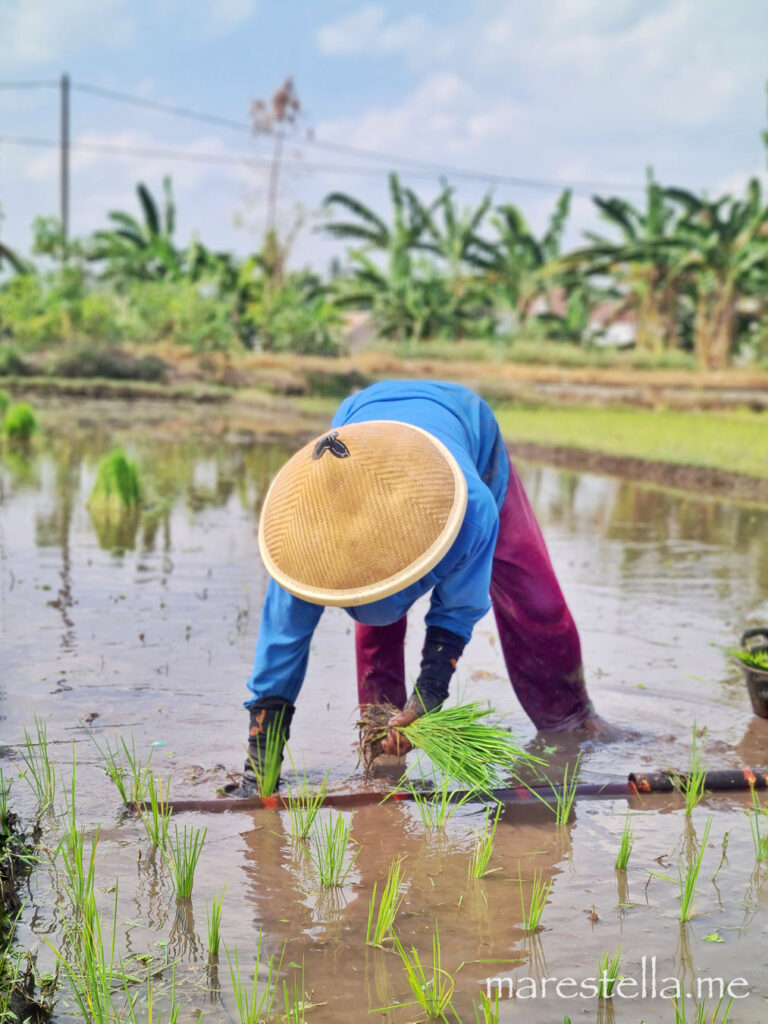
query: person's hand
[{"left": 381, "top": 707, "right": 421, "bottom": 756}]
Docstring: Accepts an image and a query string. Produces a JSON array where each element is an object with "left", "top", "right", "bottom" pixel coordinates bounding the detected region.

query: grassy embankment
[{"left": 495, "top": 405, "right": 768, "bottom": 481}]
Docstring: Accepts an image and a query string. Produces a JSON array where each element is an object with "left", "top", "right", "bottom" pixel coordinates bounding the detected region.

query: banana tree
[
  {"left": 663, "top": 180, "right": 768, "bottom": 369},
  {"left": 321, "top": 173, "right": 480, "bottom": 339},
  {"left": 564, "top": 172, "right": 682, "bottom": 352},
  {"left": 471, "top": 190, "right": 572, "bottom": 325},
  {"left": 88, "top": 176, "right": 184, "bottom": 282}
]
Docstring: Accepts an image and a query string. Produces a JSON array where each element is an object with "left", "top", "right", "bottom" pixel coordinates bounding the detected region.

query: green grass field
[{"left": 495, "top": 405, "right": 768, "bottom": 480}]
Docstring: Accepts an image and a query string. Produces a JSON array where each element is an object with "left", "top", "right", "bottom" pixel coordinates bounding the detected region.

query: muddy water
[{"left": 2, "top": 398, "right": 768, "bottom": 1024}]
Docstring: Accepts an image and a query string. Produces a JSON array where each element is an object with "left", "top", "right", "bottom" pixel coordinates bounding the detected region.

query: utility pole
[{"left": 60, "top": 72, "right": 70, "bottom": 247}]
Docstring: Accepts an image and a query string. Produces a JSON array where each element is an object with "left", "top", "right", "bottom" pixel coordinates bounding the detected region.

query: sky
[{"left": 1, "top": 0, "right": 767, "bottom": 271}]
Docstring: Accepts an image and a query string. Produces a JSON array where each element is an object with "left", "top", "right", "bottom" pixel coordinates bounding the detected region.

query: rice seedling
[
  {"left": 309, "top": 812, "right": 359, "bottom": 887},
  {"left": 468, "top": 804, "right": 502, "bottom": 879},
  {"left": 387, "top": 922, "right": 457, "bottom": 1023},
  {"left": 48, "top": 887, "right": 121, "bottom": 1024},
  {"left": 727, "top": 646, "right": 768, "bottom": 671},
  {"left": 597, "top": 947, "right": 621, "bottom": 999},
  {"left": 56, "top": 823, "right": 100, "bottom": 911},
  {"left": 226, "top": 935, "right": 285, "bottom": 1024},
  {"left": 529, "top": 754, "right": 582, "bottom": 825},
  {"left": 139, "top": 774, "right": 172, "bottom": 849},
  {"left": 650, "top": 817, "right": 713, "bottom": 921},
  {"left": 164, "top": 824, "right": 207, "bottom": 899},
  {"left": 284, "top": 762, "right": 329, "bottom": 841},
  {"left": 281, "top": 963, "right": 307, "bottom": 1024},
  {"left": 0, "top": 389, "right": 9, "bottom": 417},
  {"left": 246, "top": 710, "right": 288, "bottom": 799},
  {"left": 674, "top": 724, "right": 707, "bottom": 815},
  {"left": 366, "top": 856, "right": 406, "bottom": 947},
  {"left": 408, "top": 775, "right": 473, "bottom": 830},
  {"left": 0, "top": 771, "right": 11, "bottom": 836},
  {"left": 672, "top": 994, "right": 734, "bottom": 1023},
  {"left": 518, "top": 864, "right": 552, "bottom": 932},
  {"left": 679, "top": 817, "right": 712, "bottom": 921},
  {"left": 473, "top": 990, "right": 500, "bottom": 1023},
  {"left": 87, "top": 448, "right": 142, "bottom": 515},
  {"left": 712, "top": 830, "right": 730, "bottom": 880},
  {"left": 206, "top": 885, "right": 226, "bottom": 959},
  {"left": 747, "top": 789, "right": 768, "bottom": 862},
  {"left": 3, "top": 403, "right": 38, "bottom": 441},
  {"left": 89, "top": 731, "right": 153, "bottom": 805},
  {"left": 122, "top": 967, "right": 181, "bottom": 1024},
  {"left": 394, "top": 701, "right": 536, "bottom": 793},
  {"left": 615, "top": 811, "right": 635, "bottom": 871},
  {"left": 18, "top": 715, "right": 56, "bottom": 813}
]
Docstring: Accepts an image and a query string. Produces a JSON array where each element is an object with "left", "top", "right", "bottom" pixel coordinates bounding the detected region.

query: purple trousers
[{"left": 355, "top": 459, "right": 592, "bottom": 731}]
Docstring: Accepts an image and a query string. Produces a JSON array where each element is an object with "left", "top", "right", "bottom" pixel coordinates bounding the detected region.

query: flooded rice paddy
[{"left": 2, "top": 397, "right": 768, "bottom": 1024}]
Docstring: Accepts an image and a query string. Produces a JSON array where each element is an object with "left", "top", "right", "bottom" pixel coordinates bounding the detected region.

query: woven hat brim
[{"left": 259, "top": 422, "right": 468, "bottom": 607}]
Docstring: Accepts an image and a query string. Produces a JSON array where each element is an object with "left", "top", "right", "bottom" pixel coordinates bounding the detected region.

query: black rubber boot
[{"left": 227, "top": 697, "right": 295, "bottom": 798}]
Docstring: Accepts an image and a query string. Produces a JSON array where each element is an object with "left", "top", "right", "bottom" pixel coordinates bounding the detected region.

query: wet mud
[{"left": 2, "top": 398, "right": 768, "bottom": 1022}]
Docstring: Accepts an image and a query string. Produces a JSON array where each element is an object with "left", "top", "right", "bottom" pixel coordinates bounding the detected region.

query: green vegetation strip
[{"left": 496, "top": 405, "right": 768, "bottom": 480}]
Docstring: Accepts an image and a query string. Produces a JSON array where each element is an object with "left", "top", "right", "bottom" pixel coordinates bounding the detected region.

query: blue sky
[{"left": 1, "top": 0, "right": 767, "bottom": 270}]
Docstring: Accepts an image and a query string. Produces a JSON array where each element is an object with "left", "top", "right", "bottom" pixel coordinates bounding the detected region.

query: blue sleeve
[
  {"left": 245, "top": 579, "right": 324, "bottom": 706},
  {"left": 426, "top": 517, "right": 498, "bottom": 643}
]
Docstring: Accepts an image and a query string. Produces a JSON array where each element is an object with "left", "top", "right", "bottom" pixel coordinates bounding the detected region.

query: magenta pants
[{"left": 355, "top": 459, "right": 592, "bottom": 731}]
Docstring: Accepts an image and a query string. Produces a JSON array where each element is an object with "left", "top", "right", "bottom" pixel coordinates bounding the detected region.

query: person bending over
[{"left": 232, "top": 380, "right": 620, "bottom": 796}]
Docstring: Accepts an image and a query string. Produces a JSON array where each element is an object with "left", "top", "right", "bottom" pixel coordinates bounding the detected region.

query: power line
[
  {"left": 0, "top": 133, "right": 630, "bottom": 196},
  {"left": 66, "top": 78, "right": 646, "bottom": 195}
]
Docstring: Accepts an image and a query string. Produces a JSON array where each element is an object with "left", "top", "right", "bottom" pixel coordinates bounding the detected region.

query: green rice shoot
[
  {"left": 674, "top": 723, "right": 707, "bottom": 815},
  {"left": 18, "top": 715, "right": 56, "bottom": 813},
  {"left": 730, "top": 646, "right": 768, "bottom": 672},
  {"left": 139, "top": 773, "right": 172, "bottom": 849},
  {"left": 672, "top": 993, "right": 734, "bottom": 1023},
  {"left": 650, "top": 816, "right": 713, "bottom": 921},
  {"left": 89, "top": 731, "right": 153, "bottom": 805},
  {"left": 398, "top": 701, "right": 536, "bottom": 793},
  {"left": 3, "top": 402, "right": 38, "bottom": 441},
  {"left": 474, "top": 990, "right": 500, "bottom": 1023},
  {"left": 206, "top": 885, "right": 226, "bottom": 959},
  {"left": 468, "top": 804, "right": 502, "bottom": 878},
  {"left": 164, "top": 824, "right": 207, "bottom": 899},
  {"left": 518, "top": 865, "right": 552, "bottom": 932},
  {"left": 387, "top": 922, "right": 456, "bottom": 1023},
  {"left": 226, "top": 934, "right": 285, "bottom": 1024},
  {"left": 615, "top": 811, "right": 635, "bottom": 871},
  {"left": 246, "top": 711, "right": 288, "bottom": 799},
  {"left": 747, "top": 790, "right": 768, "bottom": 862},
  {"left": 0, "top": 389, "right": 10, "bottom": 418},
  {"left": 366, "top": 855, "right": 406, "bottom": 947},
  {"left": 528, "top": 753, "right": 582, "bottom": 825},
  {"left": 87, "top": 448, "right": 142, "bottom": 516},
  {"left": 597, "top": 947, "right": 622, "bottom": 999},
  {"left": 284, "top": 758, "right": 329, "bottom": 840},
  {"left": 309, "top": 812, "right": 359, "bottom": 887},
  {"left": 406, "top": 775, "right": 474, "bottom": 830}
]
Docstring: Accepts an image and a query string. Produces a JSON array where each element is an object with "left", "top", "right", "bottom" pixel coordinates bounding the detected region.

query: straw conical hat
[{"left": 258, "top": 420, "right": 468, "bottom": 606}]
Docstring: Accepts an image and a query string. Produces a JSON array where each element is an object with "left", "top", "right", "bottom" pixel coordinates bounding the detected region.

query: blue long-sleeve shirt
[{"left": 245, "top": 381, "right": 510, "bottom": 706}]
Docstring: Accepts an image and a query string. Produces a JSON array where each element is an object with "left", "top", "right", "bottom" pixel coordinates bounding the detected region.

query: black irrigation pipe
[{"left": 131, "top": 769, "right": 768, "bottom": 816}]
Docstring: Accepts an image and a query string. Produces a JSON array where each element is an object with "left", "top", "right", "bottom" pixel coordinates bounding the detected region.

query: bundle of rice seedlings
[
  {"left": 3, "top": 402, "right": 38, "bottom": 441},
  {"left": 361, "top": 701, "right": 537, "bottom": 793},
  {"left": 730, "top": 647, "right": 768, "bottom": 672},
  {"left": 87, "top": 448, "right": 142, "bottom": 517}
]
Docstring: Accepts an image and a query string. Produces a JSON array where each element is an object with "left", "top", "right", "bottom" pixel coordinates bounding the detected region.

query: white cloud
[
  {"left": 0, "top": 0, "right": 135, "bottom": 68},
  {"left": 201, "top": 0, "right": 258, "bottom": 38}
]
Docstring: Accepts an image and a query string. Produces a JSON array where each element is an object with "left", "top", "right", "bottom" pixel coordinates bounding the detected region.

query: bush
[
  {"left": 3, "top": 403, "right": 38, "bottom": 441},
  {"left": 50, "top": 347, "right": 168, "bottom": 382},
  {"left": 0, "top": 345, "right": 33, "bottom": 376},
  {"left": 243, "top": 277, "right": 344, "bottom": 356}
]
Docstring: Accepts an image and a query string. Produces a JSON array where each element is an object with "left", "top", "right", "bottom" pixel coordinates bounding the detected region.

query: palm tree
[{"left": 664, "top": 180, "right": 768, "bottom": 369}]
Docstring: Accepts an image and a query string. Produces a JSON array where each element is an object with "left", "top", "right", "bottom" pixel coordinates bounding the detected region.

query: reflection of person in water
[{"left": 232, "top": 381, "right": 622, "bottom": 796}]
